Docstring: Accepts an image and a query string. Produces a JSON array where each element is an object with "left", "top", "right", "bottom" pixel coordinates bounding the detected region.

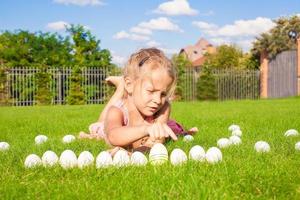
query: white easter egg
[
  {"left": 42, "top": 151, "right": 58, "bottom": 167},
  {"left": 149, "top": 143, "right": 168, "bottom": 165},
  {"left": 189, "top": 145, "right": 206, "bottom": 162},
  {"left": 35, "top": 135, "right": 48, "bottom": 145},
  {"left": 183, "top": 135, "right": 194, "bottom": 142},
  {"left": 206, "top": 147, "right": 222, "bottom": 164},
  {"left": 217, "top": 138, "right": 231, "bottom": 148},
  {"left": 232, "top": 129, "right": 242, "bottom": 137},
  {"left": 96, "top": 151, "right": 113, "bottom": 168},
  {"left": 170, "top": 148, "right": 187, "bottom": 166},
  {"left": 295, "top": 142, "right": 300, "bottom": 151},
  {"left": 59, "top": 150, "right": 77, "bottom": 169},
  {"left": 284, "top": 129, "right": 299, "bottom": 137},
  {"left": 0, "top": 142, "right": 10, "bottom": 151},
  {"left": 62, "top": 135, "right": 76, "bottom": 144},
  {"left": 229, "top": 135, "right": 242, "bottom": 145},
  {"left": 78, "top": 151, "right": 94, "bottom": 169},
  {"left": 254, "top": 141, "right": 270, "bottom": 153},
  {"left": 130, "top": 151, "right": 148, "bottom": 166},
  {"left": 113, "top": 150, "right": 130, "bottom": 167},
  {"left": 228, "top": 124, "right": 240, "bottom": 132},
  {"left": 24, "top": 154, "right": 42, "bottom": 168}
]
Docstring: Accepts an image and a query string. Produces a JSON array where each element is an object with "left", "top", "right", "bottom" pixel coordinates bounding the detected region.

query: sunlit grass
[{"left": 1, "top": 97, "right": 300, "bottom": 199}]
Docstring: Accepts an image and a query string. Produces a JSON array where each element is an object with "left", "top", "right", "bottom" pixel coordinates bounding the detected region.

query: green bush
[
  {"left": 197, "top": 66, "right": 217, "bottom": 100},
  {"left": 67, "top": 67, "right": 85, "bottom": 105},
  {"left": 0, "top": 67, "right": 9, "bottom": 105},
  {"left": 35, "top": 68, "right": 52, "bottom": 105}
]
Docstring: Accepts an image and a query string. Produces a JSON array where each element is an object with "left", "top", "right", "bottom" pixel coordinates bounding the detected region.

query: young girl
[{"left": 79, "top": 48, "right": 197, "bottom": 151}]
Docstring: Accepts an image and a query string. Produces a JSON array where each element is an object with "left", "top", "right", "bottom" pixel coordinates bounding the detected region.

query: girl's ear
[{"left": 124, "top": 76, "right": 134, "bottom": 95}]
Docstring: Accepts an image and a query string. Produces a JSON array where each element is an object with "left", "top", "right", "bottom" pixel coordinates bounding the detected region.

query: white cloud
[
  {"left": 146, "top": 40, "right": 161, "bottom": 47},
  {"left": 130, "top": 27, "right": 152, "bottom": 35},
  {"left": 111, "top": 51, "right": 127, "bottom": 67},
  {"left": 46, "top": 21, "right": 70, "bottom": 31},
  {"left": 138, "top": 17, "right": 183, "bottom": 32},
  {"left": 236, "top": 39, "right": 254, "bottom": 51},
  {"left": 209, "top": 37, "right": 230, "bottom": 46},
  {"left": 53, "top": 0, "right": 104, "bottom": 6},
  {"left": 113, "top": 31, "right": 150, "bottom": 41},
  {"left": 159, "top": 47, "right": 178, "bottom": 55},
  {"left": 217, "top": 17, "right": 275, "bottom": 37},
  {"left": 192, "top": 21, "right": 217, "bottom": 30},
  {"left": 193, "top": 17, "right": 275, "bottom": 37},
  {"left": 154, "top": 0, "right": 198, "bottom": 16},
  {"left": 209, "top": 37, "right": 255, "bottom": 52},
  {"left": 113, "top": 31, "right": 130, "bottom": 39},
  {"left": 193, "top": 17, "right": 276, "bottom": 52}
]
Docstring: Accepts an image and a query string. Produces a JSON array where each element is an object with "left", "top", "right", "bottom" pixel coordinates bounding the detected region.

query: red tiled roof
[{"left": 192, "top": 56, "right": 206, "bottom": 67}]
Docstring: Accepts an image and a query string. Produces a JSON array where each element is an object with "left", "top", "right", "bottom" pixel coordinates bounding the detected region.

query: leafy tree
[
  {"left": 35, "top": 67, "right": 52, "bottom": 105},
  {"left": 251, "top": 15, "right": 300, "bottom": 59},
  {"left": 66, "top": 25, "right": 114, "bottom": 104},
  {"left": 0, "top": 66, "right": 9, "bottom": 105},
  {"left": 0, "top": 30, "right": 72, "bottom": 68},
  {"left": 204, "top": 44, "right": 243, "bottom": 68},
  {"left": 196, "top": 66, "right": 217, "bottom": 100},
  {"left": 239, "top": 53, "right": 260, "bottom": 70},
  {"left": 66, "top": 24, "right": 112, "bottom": 68},
  {"left": 0, "top": 25, "right": 118, "bottom": 105},
  {"left": 67, "top": 66, "right": 85, "bottom": 105},
  {"left": 172, "top": 54, "right": 193, "bottom": 100},
  {"left": 203, "top": 44, "right": 259, "bottom": 69}
]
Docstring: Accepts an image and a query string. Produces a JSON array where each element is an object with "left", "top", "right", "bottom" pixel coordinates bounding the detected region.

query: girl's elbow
[
  {"left": 106, "top": 131, "right": 117, "bottom": 146},
  {"left": 106, "top": 131, "right": 123, "bottom": 146}
]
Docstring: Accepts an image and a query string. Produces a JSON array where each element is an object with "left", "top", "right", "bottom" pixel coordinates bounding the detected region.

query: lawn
[{"left": 1, "top": 97, "right": 300, "bottom": 199}]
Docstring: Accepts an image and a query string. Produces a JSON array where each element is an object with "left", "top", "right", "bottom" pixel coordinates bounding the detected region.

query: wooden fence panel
[{"left": 268, "top": 50, "right": 297, "bottom": 98}]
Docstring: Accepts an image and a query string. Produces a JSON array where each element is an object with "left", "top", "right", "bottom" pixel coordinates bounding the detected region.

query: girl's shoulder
[{"left": 110, "top": 100, "right": 129, "bottom": 125}]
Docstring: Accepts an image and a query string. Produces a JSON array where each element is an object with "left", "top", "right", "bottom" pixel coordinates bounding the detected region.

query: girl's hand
[{"left": 146, "top": 122, "right": 178, "bottom": 141}]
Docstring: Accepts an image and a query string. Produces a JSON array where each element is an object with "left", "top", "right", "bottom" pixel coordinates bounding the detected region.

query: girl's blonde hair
[{"left": 123, "top": 48, "right": 177, "bottom": 98}]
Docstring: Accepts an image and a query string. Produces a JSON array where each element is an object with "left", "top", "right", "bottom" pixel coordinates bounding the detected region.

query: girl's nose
[{"left": 152, "top": 94, "right": 161, "bottom": 105}]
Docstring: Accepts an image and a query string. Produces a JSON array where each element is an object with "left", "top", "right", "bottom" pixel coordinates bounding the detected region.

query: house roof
[{"left": 180, "top": 38, "right": 214, "bottom": 67}]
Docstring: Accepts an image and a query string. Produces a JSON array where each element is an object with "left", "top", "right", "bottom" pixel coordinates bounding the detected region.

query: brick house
[{"left": 179, "top": 38, "right": 216, "bottom": 68}]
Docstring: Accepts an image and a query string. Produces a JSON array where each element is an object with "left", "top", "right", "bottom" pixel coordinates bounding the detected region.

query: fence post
[
  {"left": 260, "top": 50, "right": 269, "bottom": 98},
  {"left": 297, "top": 38, "right": 300, "bottom": 95}
]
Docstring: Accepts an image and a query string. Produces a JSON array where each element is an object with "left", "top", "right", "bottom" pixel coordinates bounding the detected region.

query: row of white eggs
[
  {"left": 229, "top": 124, "right": 299, "bottom": 138},
  {"left": 24, "top": 143, "right": 224, "bottom": 169},
  {"left": 35, "top": 134, "right": 76, "bottom": 145},
  {"left": 19, "top": 126, "right": 300, "bottom": 147}
]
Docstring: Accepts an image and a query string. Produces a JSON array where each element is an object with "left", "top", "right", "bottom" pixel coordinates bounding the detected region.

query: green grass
[{"left": 1, "top": 97, "right": 300, "bottom": 199}]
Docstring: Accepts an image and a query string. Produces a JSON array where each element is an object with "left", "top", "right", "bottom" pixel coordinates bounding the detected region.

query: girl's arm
[{"left": 104, "top": 106, "right": 148, "bottom": 147}]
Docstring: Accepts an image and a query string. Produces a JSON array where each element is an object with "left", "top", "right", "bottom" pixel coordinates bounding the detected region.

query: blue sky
[{"left": 0, "top": 0, "right": 299, "bottom": 66}]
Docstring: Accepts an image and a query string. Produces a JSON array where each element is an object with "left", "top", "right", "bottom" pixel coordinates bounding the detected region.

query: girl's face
[{"left": 132, "top": 68, "right": 173, "bottom": 117}]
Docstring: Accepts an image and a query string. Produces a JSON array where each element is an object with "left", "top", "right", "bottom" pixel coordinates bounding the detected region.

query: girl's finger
[
  {"left": 163, "top": 123, "right": 178, "bottom": 141},
  {"left": 154, "top": 123, "right": 160, "bottom": 139},
  {"left": 157, "top": 122, "right": 165, "bottom": 139}
]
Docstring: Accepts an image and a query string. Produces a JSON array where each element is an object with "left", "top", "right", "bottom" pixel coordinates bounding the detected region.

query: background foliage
[
  {"left": 251, "top": 15, "right": 300, "bottom": 59},
  {"left": 0, "top": 24, "right": 118, "bottom": 105}
]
